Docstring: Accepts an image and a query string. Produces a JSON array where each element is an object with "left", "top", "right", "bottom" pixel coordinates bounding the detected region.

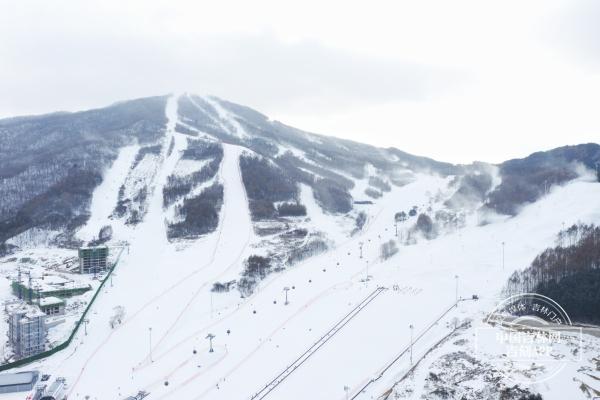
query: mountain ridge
[{"left": 0, "top": 93, "right": 598, "bottom": 252}]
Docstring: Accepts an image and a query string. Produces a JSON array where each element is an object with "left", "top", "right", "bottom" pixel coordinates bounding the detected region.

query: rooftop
[
  {"left": 38, "top": 297, "right": 65, "bottom": 307},
  {"left": 6, "top": 302, "right": 46, "bottom": 319},
  {"left": 0, "top": 371, "right": 38, "bottom": 387},
  {"left": 79, "top": 245, "right": 108, "bottom": 251}
]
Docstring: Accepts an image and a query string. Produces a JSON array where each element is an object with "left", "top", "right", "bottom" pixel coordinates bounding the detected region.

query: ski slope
[
  {"left": 5, "top": 96, "right": 600, "bottom": 400},
  {"left": 76, "top": 144, "right": 140, "bottom": 242}
]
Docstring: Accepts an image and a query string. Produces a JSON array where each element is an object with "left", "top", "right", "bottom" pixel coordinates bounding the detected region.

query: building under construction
[
  {"left": 11, "top": 272, "right": 91, "bottom": 301},
  {"left": 78, "top": 246, "right": 109, "bottom": 274},
  {"left": 6, "top": 302, "right": 47, "bottom": 359}
]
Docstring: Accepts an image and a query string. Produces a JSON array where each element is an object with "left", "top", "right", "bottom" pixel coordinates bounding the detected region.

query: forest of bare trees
[{"left": 505, "top": 224, "right": 600, "bottom": 323}]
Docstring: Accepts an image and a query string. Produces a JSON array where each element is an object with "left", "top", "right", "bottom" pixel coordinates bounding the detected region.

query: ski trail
[
  {"left": 76, "top": 143, "right": 140, "bottom": 241},
  {"left": 138, "top": 192, "right": 388, "bottom": 367},
  {"left": 67, "top": 93, "right": 185, "bottom": 397},
  {"left": 133, "top": 94, "right": 183, "bottom": 251},
  {"left": 203, "top": 96, "right": 249, "bottom": 139},
  {"left": 143, "top": 143, "right": 253, "bottom": 360}
]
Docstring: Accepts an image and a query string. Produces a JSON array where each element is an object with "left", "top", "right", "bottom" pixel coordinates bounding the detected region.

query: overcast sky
[{"left": 1, "top": 0, "right": 599, "bottom": 163}]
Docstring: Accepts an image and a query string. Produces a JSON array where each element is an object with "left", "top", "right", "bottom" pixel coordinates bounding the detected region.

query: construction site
[{"left": 0, "top": 246, "right": 117, "bottom": 363}]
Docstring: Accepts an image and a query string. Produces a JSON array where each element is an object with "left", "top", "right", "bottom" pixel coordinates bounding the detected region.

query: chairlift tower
[
  {"left": 455, "top": 275, "right": 459, "bottom": 307},
  {"left": 283, "top": 287, "right": 290, "bottom": 305},
  {"left": 409, "top": 324, "right": 414, "bottom": 365},
  {"left": 148, "top": 327, "right": 153, "bottom": 362},
  {"left": 206, "top": 333, "right": 216, "bottom": 353}
]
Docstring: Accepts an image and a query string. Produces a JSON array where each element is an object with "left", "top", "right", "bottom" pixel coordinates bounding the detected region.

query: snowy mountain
[{"left": 0, "top": 94, "right": 599, "bottom": 399}]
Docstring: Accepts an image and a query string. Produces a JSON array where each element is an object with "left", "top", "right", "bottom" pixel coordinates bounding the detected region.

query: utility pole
[
  {"left": 83, "top": 319, "right": 89, "bottom": 335},
  {"left": 409, "top": 324, "right": 414, "bottom": 365},
  {"left": 206, "top": 333, "right": 215, "bottom": 353},
  {"left": 283, "top": 287, "right": 290, "bottom": 305},
  {"left": 149, "top": 327, "right": 153, "bottom": 362},
  {"left": 359, "top": 242, "right": 364, "bottom": 259}
]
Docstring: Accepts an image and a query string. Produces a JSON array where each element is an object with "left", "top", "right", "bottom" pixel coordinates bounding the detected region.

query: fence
[
  {"left": 350, "top": 298, "right": 470, "bottom": 399},
  {"left": 0, "top": 247, "right": 125, "bottom": 372}
]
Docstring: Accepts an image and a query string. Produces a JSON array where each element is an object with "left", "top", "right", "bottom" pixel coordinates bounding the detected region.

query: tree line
[{"left": 505, "top": 224, "right": 600, "bottom": 324}]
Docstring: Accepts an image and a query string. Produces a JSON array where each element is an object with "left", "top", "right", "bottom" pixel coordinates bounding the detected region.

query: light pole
[
  {"left": 206, "top": 333, "right": 215, "bottom": 353},
  {"left": 455, "top": 275, "right": 459, "bottom": 307},
  {"left": 501, "top": 242, "right": 505, "bottom": 270},
  {"left": 409, "top": 324, "right": 414, "bottom": 365},
  {"left": 148, "top": 327, "right": 153, "bottom": 362},
  {"left": 283, "top": 287, "right": 290, "bottom": 305}
]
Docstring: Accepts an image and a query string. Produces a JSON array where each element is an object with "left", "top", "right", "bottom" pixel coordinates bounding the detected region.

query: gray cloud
[
  {"left": 546, "top": 0, "right": 600, "bottom": 68},
  {"left": 0, "top": 31, "right": 464, "bottom": 118}
]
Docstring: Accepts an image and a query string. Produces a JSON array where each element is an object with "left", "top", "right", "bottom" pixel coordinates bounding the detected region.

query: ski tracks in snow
[{"left": 144, "top": 143, "right": 253, "bottom": 363}]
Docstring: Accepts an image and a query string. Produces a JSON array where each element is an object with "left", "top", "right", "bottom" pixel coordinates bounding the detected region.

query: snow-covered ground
[
  {"left": 0, "top": 96, "right": 598, "bottom": 400},
  {"left": 76, "top": 144, "right": 140, "bottom": 242}
]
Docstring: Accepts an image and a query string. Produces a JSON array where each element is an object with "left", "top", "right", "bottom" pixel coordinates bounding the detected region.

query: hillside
[{"left": 0, "top": 94, "right": 598, "bottom": 399}]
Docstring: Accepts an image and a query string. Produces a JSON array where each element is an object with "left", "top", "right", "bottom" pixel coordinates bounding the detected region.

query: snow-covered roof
[
  {"left": 39, "top": 296, "right": 64, "bottom": 307},
  {"left": 14, "top": 273, "right": 90, "bottom": 293},
  {"left": 0, "top": 371, "right": 38, "bottom": 386},
  {"left": 79, "top": 245, "right": 108, "bottom": 250}
]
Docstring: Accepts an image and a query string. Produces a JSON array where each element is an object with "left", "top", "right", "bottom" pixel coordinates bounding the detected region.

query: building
[
  {"left": 11, "top": 274, "right": 91, "bottom": 300},
  {"left": 0, "top": 371, "right": 39, "bottom": 394},
  {"left": 34, "top": 377, "right": 67, "bottom": 400},
  {"left": 78, "top": 246, "right": 109, "bottom": 274},
  {"left": 6, "top": 303, "right": 47, "bottom": 359},
  {"left": 38, "top": 297, "right": 65, "bottom": 316}
]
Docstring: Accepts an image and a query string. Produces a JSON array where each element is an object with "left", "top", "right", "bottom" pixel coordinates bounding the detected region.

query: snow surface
[
  {"left": 0, "top": 98, "right": 598, "bottom": 400},
  {"left": 77, "top": 144, "right": 140, "bottom": 242}
]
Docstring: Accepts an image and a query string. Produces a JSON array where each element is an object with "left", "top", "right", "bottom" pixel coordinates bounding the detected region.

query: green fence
[{"left": 0, "top": 247, "right": 126, "bottom": 372}]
